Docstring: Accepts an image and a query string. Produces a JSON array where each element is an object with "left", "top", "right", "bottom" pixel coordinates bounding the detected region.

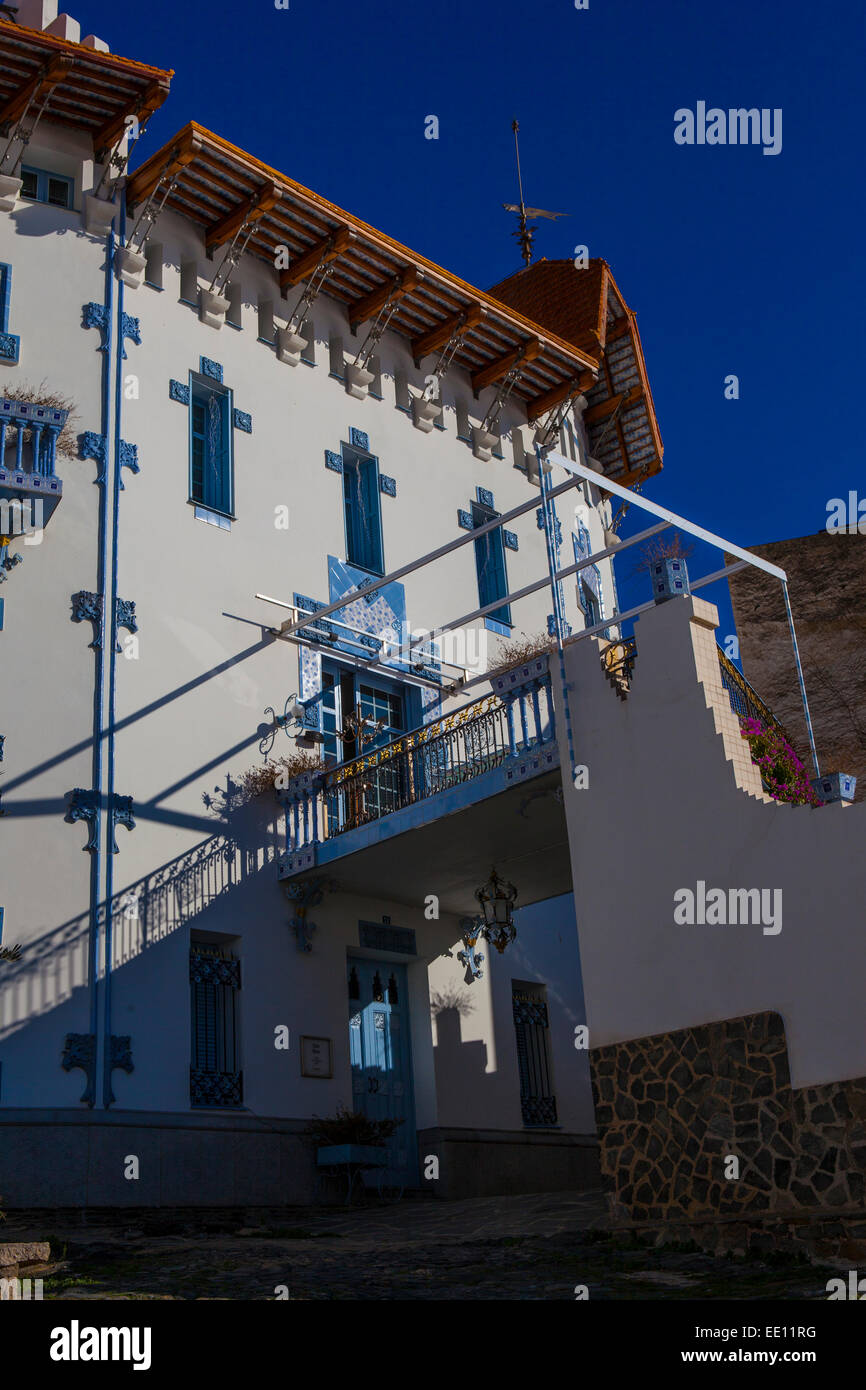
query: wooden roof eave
[{"left": 126, "top": 122, "right": 599, "bottom": 404}]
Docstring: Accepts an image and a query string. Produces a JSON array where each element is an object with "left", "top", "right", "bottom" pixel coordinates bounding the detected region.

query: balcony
[
  {"left": 277, "top": 656, "right": 569, "bottom": 912},
  {"left": 0, "top": 398, "right": 67, "bottom": 530}
]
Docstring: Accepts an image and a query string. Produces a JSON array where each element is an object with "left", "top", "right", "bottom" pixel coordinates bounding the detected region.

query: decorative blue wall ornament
[
  {"left": 349, "top": 427, "right": 369, "bottom": 451},
  {"left": 66, "top": 788, "right": 99, "bottom": 851},
  {"left": 232, "top": 408, "right": 252, "bottom": 433},
  {"left": 0, "top": 332, "right": 19, "bottom": 363},
  {"left": 284, "top": 875, "right": 334, "bottom": 953},
  {"left": 115, "top": 597, "right": 137, "bottom": 649},
  {"left": 108, "top": 794, "right": 135, "bottom": 854},
  {"left": 83, "top": 301, "right": 110, "bottom": 351},
  {"left": 324, "top": 449, "right": 343, "bottom": 473},
  {"left": 119, "top": 311, "right": 141, "bottom": 360},
  {"left": 537, "top": 507, "right": 562, "bottom": 546},
  {"left": 80, "top": 430, "right": 108, "bottom": 483},
  {"left": 61, "top": 1031, "right": 97, "bottom": 1106},
  {"left": 503, "top": 530, "right": 519, "bottom": 551},
  {"left": 118, "top": 439, "right": 139, "bottom": 486},
  {"left": 457, "top": 509, "right": 474, "bottom": 531},
  {"left": 169, "top": 379, "right": 190, "bottom": 405},
  {"left": 547, "top": 613, "right": 557, "bottom": 637},
  {"left": 0, "top": 539, "right": 23, "bottom": 581},
  {"left": 106, "top": 1034, "right": 134, "bottom": 1106},
  {"left": 457, "top": 916, "right": 485, "bottom": 981},
  {"left": 379, "top": 474, "right": 396, "bottom": 497},
  {"left": 200, "top": 356, "right": 223, "bottom": 382},
  {"left": 476, "top": 486, "right": 495, "bottom": 509},
  {"left": 71, "top": 590, "right": 104, "bottom": 648}
]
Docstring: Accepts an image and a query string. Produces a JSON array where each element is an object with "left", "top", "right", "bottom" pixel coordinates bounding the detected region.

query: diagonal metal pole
[
  {"left": 781, "top": 580, "right": 820, "bottom": 777},
  {"left": 538, "top": 446, "right": 577, "bottom": 775}
]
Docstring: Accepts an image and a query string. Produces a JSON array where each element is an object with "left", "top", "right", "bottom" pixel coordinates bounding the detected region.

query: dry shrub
[
  {"left": 233, "top": 749, "right": 322, "bottom": 805},
  {"left": 486, "top": 631, "right": 556, "bottom": 679},
  {"left": 0, "top": 380, "right": 78, "bottom": 459}
]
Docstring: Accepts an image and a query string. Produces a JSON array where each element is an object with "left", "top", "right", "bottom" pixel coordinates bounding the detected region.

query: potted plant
[{"left": 304, "top": 1105, "right": 403, "bottom": 1167}]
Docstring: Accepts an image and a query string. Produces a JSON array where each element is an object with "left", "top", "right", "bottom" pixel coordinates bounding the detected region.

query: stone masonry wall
[{"left": 590, "top": 1012, "right": 866, "bottom": 1224}]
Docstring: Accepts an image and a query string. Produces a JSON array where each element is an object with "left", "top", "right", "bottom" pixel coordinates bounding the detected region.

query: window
[
  {"left": 226, "top": 280, "right": 242, "bottom": 328},
  {"left": 144, "top": 242, "right": 163, "bottom": 289},
  {"left": 189, "top": 374, "right": 233, "bottom": 516},
  {"left": 368, "top": 354, "right": 383, "bottom": 399},
  {"left": 329, "top": 333, "right": 344, "bottom": 380},
  {"left": 299, "top": 317, "right": 315, "bottom": 365},
  {"left": 257, "top": 296, "right": 274, "bottom": 342},
  {"left": 394, "top": 369, "right": 410, "bottom": 412},
  {"left": 0, "top": 262, "right": 19, "bottom": 364},
  {"left": 190, "top": 945, "right": 242, "bottom": 1107},
  {"left": 512, "top": 985, "right": 557, "bottom": 1127},
  {"left": 180, "top": 260, "right": 198, "bottom": 303},
  {"left": 20, "top": 166, "right": 73, "bottom": 209},
  {"left": 342, "top": 448, "right": 383, "bottom": 574},
  {"left": 472, "top": 500, "right": 511, "bottom": 629}
]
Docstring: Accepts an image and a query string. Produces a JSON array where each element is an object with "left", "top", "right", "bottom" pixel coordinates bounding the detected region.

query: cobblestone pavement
[{"left": 7, "top": 1191, "right": 841, "bottom": 1300}]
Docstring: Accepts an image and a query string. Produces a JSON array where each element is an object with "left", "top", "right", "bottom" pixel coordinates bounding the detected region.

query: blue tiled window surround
[{"left": 189, "top": 372, "right": 234, "bottom": 519}]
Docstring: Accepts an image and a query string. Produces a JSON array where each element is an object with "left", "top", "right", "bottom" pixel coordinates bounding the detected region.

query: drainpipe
[
  {"left": 537, "top": 446, "right": 576, "bottom": 776},
  {"left": 85, "top": 229, "right": 115, "bottom": 1104},
  {"left": 101, "top": 201, "right": 126, "bottom": 1107}
]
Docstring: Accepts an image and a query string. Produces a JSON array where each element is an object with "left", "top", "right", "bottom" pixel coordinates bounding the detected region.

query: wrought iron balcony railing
[
  {"left": 717, "top": 645, "right": 790, "bottom": 744},
  {"left": 279, "top": 657, "right": 556, "bottom": 872}
]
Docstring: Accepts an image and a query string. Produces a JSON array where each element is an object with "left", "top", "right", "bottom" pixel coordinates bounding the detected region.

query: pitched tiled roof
[{"left": 489, "top": 259, "right": 663, "bottom": 485}]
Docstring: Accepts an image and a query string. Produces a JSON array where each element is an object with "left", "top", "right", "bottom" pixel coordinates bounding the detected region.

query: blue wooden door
[{"left": 348, "top": 958, "right": 417, "bottom": 1187}]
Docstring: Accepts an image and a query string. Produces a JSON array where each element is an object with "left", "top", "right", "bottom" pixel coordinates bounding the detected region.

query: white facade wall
[{"left": 0, "top": 118, "right": 601, "bottom": 1188}]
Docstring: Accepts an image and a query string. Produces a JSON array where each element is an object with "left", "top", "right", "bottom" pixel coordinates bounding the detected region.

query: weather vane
[{"left": 503, "top": 118, "right": 569, "bottom": 268}]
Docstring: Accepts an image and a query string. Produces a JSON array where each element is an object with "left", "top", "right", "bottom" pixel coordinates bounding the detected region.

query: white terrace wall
[{"left": 560, "top": 592, "right": 866, "bottom": 1091}]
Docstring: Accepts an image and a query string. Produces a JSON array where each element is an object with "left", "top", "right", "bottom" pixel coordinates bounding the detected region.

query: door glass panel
[{"left": 346, "top": 958, "right": 417, "bottom": 1186}]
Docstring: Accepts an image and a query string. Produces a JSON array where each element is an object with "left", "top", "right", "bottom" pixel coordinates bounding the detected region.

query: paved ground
[{"left": 6, "top": 1191, "right": 839, "bottom": 1300}]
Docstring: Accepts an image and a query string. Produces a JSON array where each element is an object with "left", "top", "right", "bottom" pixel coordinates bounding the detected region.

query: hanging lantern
[{"left": 476, "top": 867, "right": 518, "bottom": 954}]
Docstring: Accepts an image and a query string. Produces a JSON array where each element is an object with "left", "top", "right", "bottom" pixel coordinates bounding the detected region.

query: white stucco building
[{"left": 0, "top": 10, "right": 664, "bottom": 1206}]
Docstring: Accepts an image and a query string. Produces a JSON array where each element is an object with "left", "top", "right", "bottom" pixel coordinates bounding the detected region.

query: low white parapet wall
[{"left": 560, "top": 594, "right": 865, "bottom": 1090}]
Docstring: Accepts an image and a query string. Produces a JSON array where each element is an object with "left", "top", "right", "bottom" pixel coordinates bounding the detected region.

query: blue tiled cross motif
[{"left": 168, "top": 357, "right": 253, "bottom": 433}]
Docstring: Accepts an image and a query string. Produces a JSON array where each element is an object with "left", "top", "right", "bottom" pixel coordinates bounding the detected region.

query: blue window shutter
[
  {"left": 190, "top": 380, "right": 232, "bottom": 515},
  {"left": 343, "top": 452, "right": 383, "bottom": 573},
  {"left": 0, "top": 265, "right": 9, "bottom": 332},
  {"left": 472, "top": 502, "right": 511, "bottom": 625}
]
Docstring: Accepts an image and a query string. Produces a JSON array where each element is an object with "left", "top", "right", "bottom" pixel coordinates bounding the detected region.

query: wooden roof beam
[
  {"left": 605, "top": 315, "right": 636, "bottom": 344},
  {"left": 348, "top": 265, "right": 419, "bottom": 333},
  {"left": 93, "top": 77, "right": 171, "bottom": 159},
  {"left": 525, "top": 370, "right": 596, "bottom": 422},
  {"left": 411, "top": 303, "right": 484, "bottom": 363},
  {"left": 205, "top": 180, "right": 280, "bottom": 256},
  {"left": 0, "top": 53, "right": 72, "bottom": 129},
  {"left": 125, "top": 128, "right": 202, "bottom": 207},
  {"left": 471, "top": 338, "right": 542, "bottom": 396},
  {"left": 583, "top": 385, "right": 642, "bottom": 426},
  {"left": 279, "top": 225, "right": 353, "bottom": 291}
]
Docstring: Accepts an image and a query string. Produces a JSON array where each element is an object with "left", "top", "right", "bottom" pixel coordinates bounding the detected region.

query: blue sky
[{"left": 77, "top": 0, "right": 863, "bottom": 635}]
